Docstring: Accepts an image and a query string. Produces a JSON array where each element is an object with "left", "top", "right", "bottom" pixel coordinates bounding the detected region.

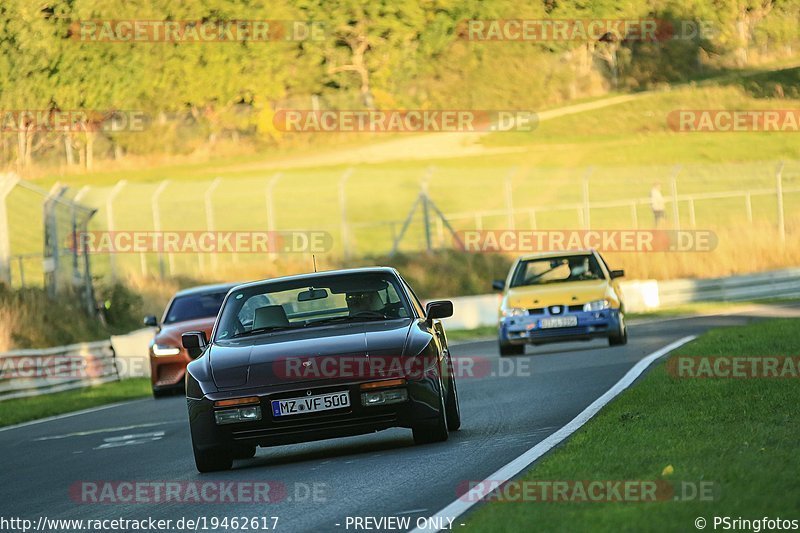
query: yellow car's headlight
[
  {"left": 582, "top": 299, "right": 611, "bottom": 312},
  {"left": 501, "top": 307, "right": 527, "bottom": 317}
]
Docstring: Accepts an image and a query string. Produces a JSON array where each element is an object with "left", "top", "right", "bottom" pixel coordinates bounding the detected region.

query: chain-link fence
[
  {"left": 2, "top": 161, "right": 798, "bottom": 283},
  {"left": 0, "top": 173, "right": 99, "bottom": 315}
]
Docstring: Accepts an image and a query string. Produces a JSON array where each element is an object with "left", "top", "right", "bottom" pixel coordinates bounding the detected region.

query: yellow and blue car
[{"left": 493, "top": 250, "right": 627, "bottom": 356}]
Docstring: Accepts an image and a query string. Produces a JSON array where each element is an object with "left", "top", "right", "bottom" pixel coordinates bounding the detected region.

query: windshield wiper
[{"left": 231, "top": 325, "right": 299, "bottom": 338}]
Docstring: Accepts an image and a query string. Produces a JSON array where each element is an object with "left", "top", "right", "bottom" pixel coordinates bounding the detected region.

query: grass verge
[
  {"left": 0, "top": 378, "right": 151, "bottom": 428},
  {"left": 464, "top": 318, "right": 800, "bottom": 532}
]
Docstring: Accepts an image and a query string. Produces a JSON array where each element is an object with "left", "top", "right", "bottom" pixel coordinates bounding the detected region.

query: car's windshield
[
  {"left": 163, "top": 290, "right": 229, "bottom": 324},
  {"left": 510, "top": 254, "right": 605, "bottom": 288},
  {"left": 214, "top": 273, "right": 410, "bottom": 341}
]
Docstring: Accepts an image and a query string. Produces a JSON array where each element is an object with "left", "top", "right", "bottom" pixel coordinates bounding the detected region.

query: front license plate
[
  {"left": 271, "top": 391, "right": 350, "bottom": 417},
  {"left": 540, "top": 316, "right": 578, "bottom": 329}
]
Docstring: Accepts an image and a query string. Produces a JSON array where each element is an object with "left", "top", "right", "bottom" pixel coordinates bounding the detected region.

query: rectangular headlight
[
  {"left": 214, "top": 406, "right": 262, "bottom": 425},
  {"left": 361, "top": 388, "right": 408, "bottom": 407}
]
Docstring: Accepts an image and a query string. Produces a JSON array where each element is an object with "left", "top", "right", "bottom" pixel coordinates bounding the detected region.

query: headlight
[
  {"left": 582, "top": 299, "right": 611, "bottom": 312},
  {"left": 152, "top": 344, "right": 181, "bottom": 356},
  {"left": 501, "top": 307, "right": 527, "bottom": 317}
]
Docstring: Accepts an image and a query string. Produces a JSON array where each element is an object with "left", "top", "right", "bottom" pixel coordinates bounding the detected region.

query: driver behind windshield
[{"left": 345, "top": 291, "right": 385, "bottom": 316}]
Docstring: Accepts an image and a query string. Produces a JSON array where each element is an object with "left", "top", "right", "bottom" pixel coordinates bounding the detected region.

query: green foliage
[{"left": 2, "top": 0, "right": 798, "bottom": 169}]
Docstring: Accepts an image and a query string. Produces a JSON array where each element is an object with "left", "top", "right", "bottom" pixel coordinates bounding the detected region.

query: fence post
[
  {"left": 745, "top": 192, "right": 753, "bottom": 223},
  {"left": 776, "top": 161, "right": 785, "bottom": 245},
  {"left": 43, "top": 184, "right": 68, "bottom": 298},
  {"left": 338, "top": 167, "right": 354, "bottom": 260},
  {"left": 205, "top": 177, "right": 222, "bottom": 272},
  {"left": 505, "top": 168, "right": 516, "bottom": 230},
  {"left": 106, "top": 180, "right": 127, "bottom": 281},
  {"left": 266, "top": 173, "right": 282, "bottom": 260},
  {"left": 0, "top": 173, "right": 19, "bottom": 284},
  {"left": 582, "top": 167, "right": 593, "bottom": 229},
  {"left": 670, "top": 166, "right": 681, "bottom": 230},
  {"left": 151, "top": 180, "right": 170, "bottom": 279}
]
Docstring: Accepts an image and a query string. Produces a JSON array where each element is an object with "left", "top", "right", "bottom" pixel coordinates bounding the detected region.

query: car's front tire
[
  {"left": 412, "top": 378, "right": 449, "bottom": 444},
  {"left": 499, "top": 339, "right": 525, "bottom": 356},
  {"left": 444, "top": 358, "right": 461, "bottom": 431},
  {"left": 608, "top": 313, "right": 628, "bottom": 346},
  {"left": 193, "top": 445, "right": 233, "bottom": 473}
]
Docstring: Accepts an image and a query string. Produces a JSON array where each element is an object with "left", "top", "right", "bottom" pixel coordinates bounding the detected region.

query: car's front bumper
[
  {"left": 500, "top": 309, "right": 621, "bottom": 345},
  {"left": 187, "top": 377, "right": 443, "bottom": 451}
]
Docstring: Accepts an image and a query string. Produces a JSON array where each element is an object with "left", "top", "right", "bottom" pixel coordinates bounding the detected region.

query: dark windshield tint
[{"left": 164, "top": 291, "right": 228, "bottom": 324}]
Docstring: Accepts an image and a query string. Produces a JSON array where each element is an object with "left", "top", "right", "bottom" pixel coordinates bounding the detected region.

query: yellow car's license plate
[{"left": 540, "top": 316, "right": 578, "bottom": 329}]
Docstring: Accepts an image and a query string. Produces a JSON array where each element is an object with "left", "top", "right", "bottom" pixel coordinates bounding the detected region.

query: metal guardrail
[
  {"left": 656, "top": 268, "right": 800, "bottom": 307},
  {"left": 438, "top": 268, "right": 800, "bottom": 329},
  {"left": 0, "top": 340, "right": 118, "bottom": 401}
]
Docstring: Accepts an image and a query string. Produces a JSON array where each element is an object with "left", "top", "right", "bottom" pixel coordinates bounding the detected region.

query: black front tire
[
  {"left": 444, "top": 358, "right": 461, "bottom": 431},
  {"left": 412, "top": 379, "right": 449, "bottom": 445},
  {"left": 193, "top": 445, "right": 233, "bottom": 473},
  {"left": 608, "top": 313, "right": 628, "bottom": 346},
  {"left": 499, "top": 339, "right": 525, "bottom": 356}
]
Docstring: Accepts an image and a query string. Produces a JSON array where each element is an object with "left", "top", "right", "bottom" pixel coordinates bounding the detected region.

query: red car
[{"left": 144, "top": 283, "right": 237, "bottom": 397}]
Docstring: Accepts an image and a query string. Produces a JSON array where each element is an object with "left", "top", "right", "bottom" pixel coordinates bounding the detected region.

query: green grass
[
  {"left": 446, "top": 325, "right": 497, "bottom": 342},
  {"left": 464, "top": 318, "right": 800, "bottom": 532},
  {"left": 0, "top": 378, "right": 151, "bottom": 427}
]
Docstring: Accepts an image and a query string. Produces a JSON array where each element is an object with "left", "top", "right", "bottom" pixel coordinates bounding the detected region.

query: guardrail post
[
  {"left": 0, "top": 173, "right": 19, "bottom": 284},
  {"left": 776, "top": 161, "right": 785, "bottom": 245}
]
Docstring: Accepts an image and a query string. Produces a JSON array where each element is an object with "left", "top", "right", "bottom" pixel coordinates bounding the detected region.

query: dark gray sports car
[{"left": 183, "top": 267, "right": 460, "bottom": 472}]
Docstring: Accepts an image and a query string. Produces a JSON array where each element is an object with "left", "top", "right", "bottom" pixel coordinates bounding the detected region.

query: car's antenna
[{"left": 312, "top": 254, "right": 317, "bottom": 272}]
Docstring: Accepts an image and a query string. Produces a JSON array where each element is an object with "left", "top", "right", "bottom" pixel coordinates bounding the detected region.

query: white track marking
[
  {"left": 410, "top": 335, "right": 697, "bottom": 533},
  {"left": 0, "top": 398, "right": 150, "bottom": 433}
]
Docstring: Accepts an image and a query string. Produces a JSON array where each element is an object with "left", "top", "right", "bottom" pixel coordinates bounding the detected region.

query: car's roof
[
  {"left": 174, "top": 282, "right": 240, "bottom": 297},
  {"left": 517, "top": 249, "right": 596, "bottom": 261},
  {"left": 231, "top": 267, "right": 399, "bottom": 291}
]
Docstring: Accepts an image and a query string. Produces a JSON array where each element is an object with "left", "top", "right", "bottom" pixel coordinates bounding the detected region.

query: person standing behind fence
[{"left": 650, "top": 182, "right": 666, "bottom": 227}]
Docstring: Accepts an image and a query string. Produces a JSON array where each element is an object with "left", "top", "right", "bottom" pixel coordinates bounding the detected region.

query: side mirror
[
  {"left": 492, "top": 279, "right": 505, "bottom": 291},
  {"left": 610, "top": 269, "right": 625, "bottom": 280},
  {"left": 182, "top": 331, "right": 208, "bottom": 359},
  {"left": 143, "top": 315, "right": 158, "bottom": 327},
  {"left": 425, "top": 300, "right": 453, "bottom": 322}
]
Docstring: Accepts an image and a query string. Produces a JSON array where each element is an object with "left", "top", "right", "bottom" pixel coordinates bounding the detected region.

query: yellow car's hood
[{"left": 505, "top": 280, "right": 610, "bottom": 309}]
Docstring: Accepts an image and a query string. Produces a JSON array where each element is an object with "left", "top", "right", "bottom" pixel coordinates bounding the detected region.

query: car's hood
[
  {"left": 154, "top": 317, "right": 217, "bottom": 347},
  {"left": 505, "top": 279, "right": 609, "bottom": 309},
  {"left": 208, "top": 320, "right": 413, "bottom": 390}
]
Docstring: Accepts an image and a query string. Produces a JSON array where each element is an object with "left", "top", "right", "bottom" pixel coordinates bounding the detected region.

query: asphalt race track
[{"left": 0, "top": 314, "right": 777, "bottom": 532}]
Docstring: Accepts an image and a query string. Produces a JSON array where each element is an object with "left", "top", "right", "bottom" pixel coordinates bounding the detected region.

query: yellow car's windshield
[{"left": 510, "top": 255, "right": 605, "bottom": 287}]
